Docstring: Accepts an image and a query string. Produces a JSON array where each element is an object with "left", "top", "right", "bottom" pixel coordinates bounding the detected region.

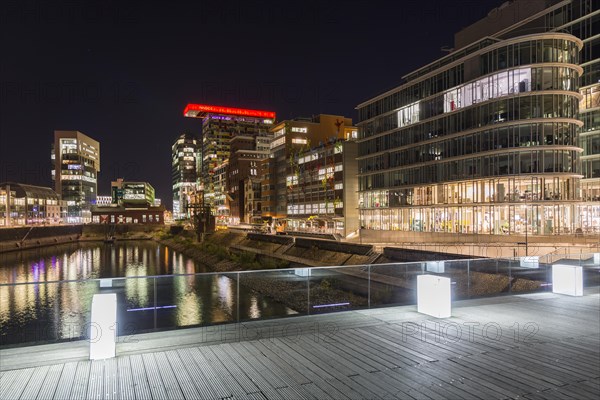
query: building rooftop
[
  {"left": 0, "top": 182, "right": 59, "bottom": 200},
  {"left": 183, "top": 104, "right": 276, "bottom": 119}
]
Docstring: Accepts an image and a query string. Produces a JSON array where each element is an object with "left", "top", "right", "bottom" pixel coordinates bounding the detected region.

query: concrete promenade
[{"left": 1, "top": 289, "right": 599, "bottom": 399}]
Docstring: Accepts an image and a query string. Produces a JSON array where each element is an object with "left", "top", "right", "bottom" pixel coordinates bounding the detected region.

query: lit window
[{"left": 397, "top": 101, "right": 420, "bottom": 127}]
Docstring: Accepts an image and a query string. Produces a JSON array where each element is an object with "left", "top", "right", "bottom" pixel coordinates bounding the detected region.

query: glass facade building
[
  {"left": 52, "top": 130, "right": 100, "bottom": 223},
  {"left": 356, "top": 33, "right": 595, "bottom": 236},
  {"left": 171, "top": 132, "right": 200, "bottom": 220}
]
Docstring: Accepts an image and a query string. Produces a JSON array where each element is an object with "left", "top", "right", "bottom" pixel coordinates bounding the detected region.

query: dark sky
[{"left": 0, "top": 0, "right": 502, "bottom": 208}]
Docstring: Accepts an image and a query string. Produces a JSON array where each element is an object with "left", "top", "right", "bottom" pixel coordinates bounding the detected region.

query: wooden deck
[{"left": 1, "top": 289, "right": 599, "bottom": 399}]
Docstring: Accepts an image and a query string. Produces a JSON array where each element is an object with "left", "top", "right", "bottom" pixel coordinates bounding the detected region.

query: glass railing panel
[
  {"left": 113, "top": 276, "right": 156, "bottom": 335},
  {"left": 306, "top": 265, "right": 369, "bottom": 315},
  {"left": 369, "top": 262, "right": 423, "bottom": 308},
  {"left": 461, "top": 258, "right": 551, "bottom": 297},
  {"left": 0, "top": 279, "right": 99, "bottom": 346},
  {"left": 541, "top": 252, "right": 600, "bottom": 266},
  {"left": 237, "top": 269, "right": 303, "bottom": 322},
  {"left": 1, "top": 253, "right": 599, "bottom": 349},
  {"left": 584, "top": 257, "right": 600, "bottom": 288}
]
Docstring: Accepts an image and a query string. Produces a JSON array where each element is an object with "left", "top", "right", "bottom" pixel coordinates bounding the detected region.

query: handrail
[{"left": 1, "top": 253, "right": 597, "bottom": 287}]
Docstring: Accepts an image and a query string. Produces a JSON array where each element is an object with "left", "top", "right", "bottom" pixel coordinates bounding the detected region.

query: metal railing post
[
  {"left": 508, "top": 260, "right": 512, "bottom": 294},
  {"left": 307, "top": 274, "right": 310, "bottom": 315},
  {"left": 237, "top": 272, "right": 240, "bottom": 323},
  {"left": 153, "top": 277, "right": 157, "bottom": 330},
  {"left": 368, "top": 265, "right": 371, "bottom": 309},
  {"left": 467, "top": 259, "right": 471, "bottom": 298}
]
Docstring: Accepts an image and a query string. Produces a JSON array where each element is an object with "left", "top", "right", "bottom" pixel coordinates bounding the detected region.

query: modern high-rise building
[
  {"left": 171, "top": 132, "right": 200, "bottom": 220},
  {"left": 52, "top": 130, "right": 100, "bottom": 223},
  {"left": 262, "top": 114, "right": 357, "bottom": 228},
  {"left": 356, "top": 0, "right": 599, "bottom": 240},
  {"left": 183, "top": 104, "right": 276, "bottom": 218},
  {"left": 454, "top": 0, "right": 600, "bottom": 229},
  {"left": 227, "top": 133, "right": 272, "bottom": 224},
  {"left": 284, "top": 139, "right": 360, "bottom": 237}
]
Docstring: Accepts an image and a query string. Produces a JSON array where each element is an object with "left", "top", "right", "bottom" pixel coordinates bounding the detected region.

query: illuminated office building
[
  {"left": 356, "top": 1, "right": 598, "bottom": 237},
  {"left": 263, "top": 114, "right": 357, "bottom": 229},
  {"left": 171, "top": 132, "right": 200, "bottom": 220},
  {"left": 51, "top": 130, "right": 100, "bottom": 223},
  {"left": 110, "top": 179, "right": 156, "bottom": 207},
  {"left": 227, "top": 134, "right": 271, "bottom": 224},
  {"left": 285, "top": 138, "right": 359, "bottom": 237},
  {"left": 0, "top": 182, "right": 61, "bottom": 226},
  {"left": 183, "top": 104, "right": 275, "bottom": 218}
]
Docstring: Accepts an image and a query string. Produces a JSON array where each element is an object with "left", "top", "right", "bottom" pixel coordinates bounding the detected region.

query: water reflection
[{"left": 0, "top": 241, "right": 296, "bottom": 346}]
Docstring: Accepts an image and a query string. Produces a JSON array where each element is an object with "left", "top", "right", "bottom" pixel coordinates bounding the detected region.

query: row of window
[
  {"left": 480, "top": 38, "right": 579, "bottom": 75},
  {"left": 360, "top": 177, "right": 578, "bottom": 208},
  {"left": 581, "top": 62, "right": 600, "bottom": 87},
  {"left": 92, "top": 214, "right": 162, "bottom": 224},
  {"left": 359, "top": 150, "right": 580, "bottom": 190},
  {"left": 359, "top": 94, "right": 580, "bottom": 157},
  {"left": 358, "top": 203, "right": 592, "bottom": 234},
  {"left": 359, "top": 122, "right": 579, "bottom": 172},
  {"left": 286, "top": 202, "right": 344, "bottom": 215},
  {"left": 359, "top": 64, "right": 464, "bottom": 122},
  {"left": 361, "top": 67, "right": 579, "bottom": 138},
  {"left": 581, "top": 158, "right": 600, "bottom": 179},
  {"left": 581, "top": 111, "right": 600, "bottom": 132},
  {"left": 580, "top": 84, "right": 600, "bottom": 110},
  {"left": 358, "top": 37, "right": 581, "bottom": 122},
  {"left": 581, "top": 135, "right": 600, "bottom": 155}
]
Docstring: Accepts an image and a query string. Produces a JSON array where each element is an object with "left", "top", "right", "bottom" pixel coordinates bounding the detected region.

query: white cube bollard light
[
  {"left": 425, "top": 261, "right": 445, "bottom": 273},
  {"left": 552, "top": 264, "right": 583, "bottom": 296},
  {"left": 90, "top": 293, "right": 117, "bottom": 360},
  {"left": 417, "top": 275, "right": 451, "bottom": 318},
  {"left": 99, "top": 279, "right": 113, "bottom": 288},
  {"left": 520, "top": 256, "right": 539, "bottom": 269},
  {"left": 294, "top": 268, "right": 311, "bottom": 277},
  {"left": 593, "top": 253, "right": 600, "bottom": 266}
]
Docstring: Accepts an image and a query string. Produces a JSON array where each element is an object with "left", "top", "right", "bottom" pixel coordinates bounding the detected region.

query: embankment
[{"left": 0, "top": 225, "right": 83, "bottom": 253}]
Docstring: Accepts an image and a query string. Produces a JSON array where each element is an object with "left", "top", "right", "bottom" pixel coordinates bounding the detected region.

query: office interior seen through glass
[{"left": 357, "top": 33, "right": 599, "bottom": 235}]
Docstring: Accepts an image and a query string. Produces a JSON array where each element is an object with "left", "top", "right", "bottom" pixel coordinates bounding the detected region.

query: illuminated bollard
[
  {"left": 90, "top": 293, "right": 117, "bottom": 360},
  {"left": 417, "top": 275, "right": 451, "bottom": 318},
  {"left": 426, "top": 261, "right": 445, "bottom": 273},
  {"left": 552, "top": 264, "right": 583, "bottom": 296},
  {"left": 520, "top": 256, "right": 539, "bottom": 268},
  {"left": 294, "top": 268, "right": 311, "bottom": 277},
  {"left": 594, "top": 253, "right": 599, "bottom": 266}
]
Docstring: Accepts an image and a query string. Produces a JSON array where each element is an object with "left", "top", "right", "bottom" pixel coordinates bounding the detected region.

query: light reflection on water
[{"left": 0, "top": 241, "right": 296, "bottom": 346}]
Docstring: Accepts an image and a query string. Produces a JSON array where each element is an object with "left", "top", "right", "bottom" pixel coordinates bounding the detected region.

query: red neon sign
[{"left": 184, "top": 104, "right": 276, "bottom": 119}]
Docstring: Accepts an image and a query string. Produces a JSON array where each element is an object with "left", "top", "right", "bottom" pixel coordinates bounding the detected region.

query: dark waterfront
[{"left": 0, "top": 241, "right": 296, "bottom": 346}]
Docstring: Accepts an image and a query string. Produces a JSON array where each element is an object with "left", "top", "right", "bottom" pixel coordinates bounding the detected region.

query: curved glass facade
[{"left": 356, "top": 33, "right": 593, "bottom": 236}]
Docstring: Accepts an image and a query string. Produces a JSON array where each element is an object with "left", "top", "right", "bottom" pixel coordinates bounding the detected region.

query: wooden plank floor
[{"left": 1, "top": 290, "right": 599, "bottom": 399}]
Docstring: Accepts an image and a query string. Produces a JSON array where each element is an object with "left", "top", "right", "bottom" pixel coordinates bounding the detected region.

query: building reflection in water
[
  {"left": 0, "top": 241, "right": 294, "bottom": 346},
  {"left": 248, "top": 296, "right": 260, "bottom": 319}
]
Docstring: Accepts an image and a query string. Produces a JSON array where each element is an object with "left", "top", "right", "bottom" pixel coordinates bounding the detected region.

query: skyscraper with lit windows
[
  {"left": 171, "top": 132, "right": 200, "bottom": 220},
  {"left": 183, "top": 104, "right": 275, "bottom": 222},
  {"left": 52, "top": 130, "right": 100, "bottom": 223}
]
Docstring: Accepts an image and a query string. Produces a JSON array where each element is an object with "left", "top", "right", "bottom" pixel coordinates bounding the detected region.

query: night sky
[{"left": 0, "top": 0, "right": 502, "bottom": 208}]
